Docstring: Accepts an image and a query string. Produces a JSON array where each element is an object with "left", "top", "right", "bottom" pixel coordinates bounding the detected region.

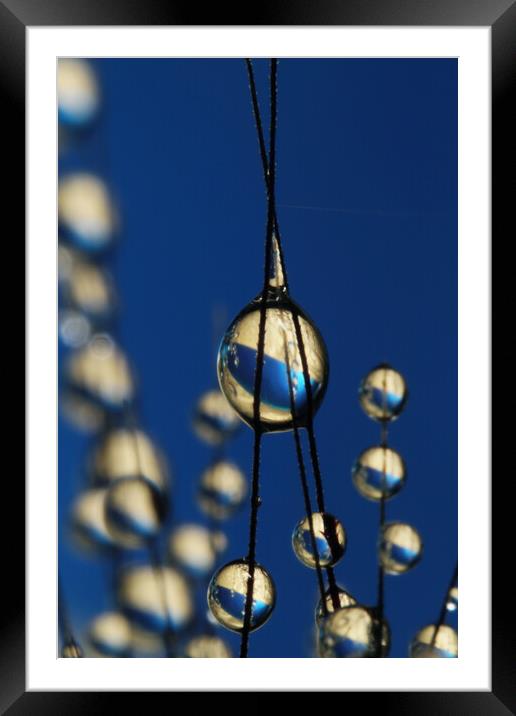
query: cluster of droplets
[
  {"left": 355, "top": 367, "right": 423, "bottom": 578},
  {"left": 211, "top": 262, "right": 355, "bottom": 652},
  {"left": 59, "top": 59, "right": 457, "bottom": 661},
  {"left": 58, "top": 61, "right": 200, "bottom": 659},
  {"left": 313, "top": 365, "right": 415, "bottom": 658},
  {"left": 186, "top": 386, "right": 249, "bottom": 657}
]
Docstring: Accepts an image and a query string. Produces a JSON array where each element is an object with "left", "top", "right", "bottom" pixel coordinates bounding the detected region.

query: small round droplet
[
  {"left": 168, "top": 524, "right": 221, "bottom": 579},
  {"left": 198, "top": 460, "right": 247, "bottom": 521},
  {"left": 410, "top": 624, "right": 458, "bottom": 658},
  {"left": 319, "top": 606, "right": 390, "bottom": 658},
  {"left": 59, "top": 173, "right": 116, "bottom": 254},
  {"left": 359, "top": 364, "right": 407, "bottom": 422},
  {"left": 105, "top": 477, "right": 167, "bottom": 549},
  {"left": 119, "top": 565, "right": 193, "bottom": 634},
  {"left": 60, "top": 251, "right": 114, "bottom": 322},
  {"left": 64, "top": 334, "right": 134, "bottom": 416},
  {"left": 315, "top": 587, "right": 357, "bottom": 626},
  {"left": 91, "top": 428, "right": 168, "bottom": 493},
  {"left": 217, "top": 294, "right": 329, "bottom": 432},
  {"left": 59, "top": 309, "right": 92, "bottom": 349},
  {"left": 192, "top": 389, "right": 240, "bottom": 445},
  {"left": 207, "top": 559, "right": 275, "bottom": 633},
  {"left": 379, "top": 522, "right": 423, "bottom": 574},
  {"left": 292, "top": 512, "right": 346, "bottom": 568},
  {"left": 58, "top": 59, "right": 99, "bottom": 129},
  {"left": 184, "top": 635, "right": 232, "bottom": 658},
  {"left": 352, "top": 446, "right": 406, "bottom": 501},
  {"left": 88, "top": 612, "right": 132, "bottom": 657},
  {"left": 446, "top": 586, "right": 458, "bottom": 612}
]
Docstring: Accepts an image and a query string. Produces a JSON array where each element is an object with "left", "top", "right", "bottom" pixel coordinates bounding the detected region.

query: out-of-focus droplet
[
  {"left": 292, "top": 512, "right": 346, "bottom": 568},
  {"left": 105, "top": 477, "right": 167, "bottom": 549},
  {"left": 217, "top": 292, "right": 329, "bottom": 432},
  {"left": 319, "top": 606, "right": 390, "bottom": 657},
  {"left": 61, "top": 396, "right": 106, "bottom": 432},
  {"left": 61, "top": 641, "right": 83, "bottom": 657},
  {"left": 59, "top": 309, "right": 92, "bottom": 348},
  {"left": 315, "top": 587, "right": 357, "bottom": 626},
  {"left": 119, "top": 565, "right": 193, "bottom": 634},
  {"left": 198, "top": 460, "right": 247, "bottom": 521},
  {"left": 168, "top": 524, "right": 223, "bottom": 579},
  {"left": 352, "top": 445, "right": 406, "bottom": 501},
  {"left": 184, "top": 635, "right": 232, "bottom": 658},
  {"left": 207, "top": 559, "right": 275, "bottom": 633},
  {"left": 64, "top": 334, "right": 134, "bottom": 417},
  {"left": 58, "top": 59, "right": 99, "bottom": 129},
  {"left": 410, "top": 624, "right": 458, "bottom": 658},
  {"left": 379, "top": 522, "right": 423, "bottom": 574},
  {"left": 359, "top": 364, "right": 407, "bottom": 422},
  {"left": 71, "top": 488, "right": 113, "bottom": 553},
  {"left": 446, "top": 586, "right": 458, "bottom": 612},
  {"left": 59, "top": 174, "right": 116, "bottom": 254},
  {"left": 91, "top": 427, "right": 168, "bottom": 493},
  {"left": 192, "top": 389, "right": 240, "bottom": 445},
  {"left": 88, "top": 612, "right": 132, "bottom": 657},
  {"left": 59, "top": 248, "right": 115, "bottom": 323}
]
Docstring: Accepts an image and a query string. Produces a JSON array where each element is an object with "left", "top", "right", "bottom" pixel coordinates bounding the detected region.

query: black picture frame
[{"left": 6, "top": 0, "right": 507, "bottom": 709}]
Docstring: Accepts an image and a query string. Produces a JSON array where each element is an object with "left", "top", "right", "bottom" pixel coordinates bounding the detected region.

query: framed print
[{"left": 5, "top": 0, "right": 508, "bottom": 709}]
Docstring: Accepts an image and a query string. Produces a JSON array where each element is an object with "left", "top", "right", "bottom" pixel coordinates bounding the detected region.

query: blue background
[{"left": 59, "top": 58, "right": 458, "bottom": 658}]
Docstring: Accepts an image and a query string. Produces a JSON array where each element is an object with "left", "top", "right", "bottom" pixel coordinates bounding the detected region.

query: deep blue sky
[{"left": 59, "top": 58, "right": 458, "bottom": 658}]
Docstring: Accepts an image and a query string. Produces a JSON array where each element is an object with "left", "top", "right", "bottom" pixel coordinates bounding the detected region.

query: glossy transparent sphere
[
  {"left": 88, "top": 612, "right": 132, "bottom": 657},
  {"left": 217, "top": 293, "right": 329, "bottom": 432},
  {"left": 61, "top": 641, "right": 83, "bottom": 658},
  {"left": 168, "top": 524, "right": 223, "bottom": 579},
  {"left": 184, "top": 635, "right": 232, "bottom": 658},
  {"left": 379, "top": 522, "right": 423, "bottom": 574},
  {"left": 410, "top": 624, "right": 458, "bottom": 658},
  {"left": 105, "top": 477, "right": 167, "bottom": 549},
  {"left": 292, "top": 512, "right": 346, "bottom": 568},
  {"left": 315, "top": 587, "right": 357, "bottom": 626},
  {"left": 198, "top": 460, "right": 247, "bottom": 521},
  {"left": 193, "top": 389, "right": 240, "bottom": 445},
  {"left": 319, "top": 606, "right": 390, "bottom": 658},
  {"left": 359, "top": 364, "right": 407, "bottom": 421},
  {"left": 446, "top": 586, "right": 458, "bottom": 612},
  {"left": 71, "top": 488, "right": 113, "bottom": 553},
  {"left": 91, "top": 428, "right": 168, "bottom": 493},
  {"left": 352, "top": 446, "right": 406, "bottom": 501},
  {"left": 119, "top": 565, "right": 193, "bottom": 634},
  {"left": 65, "top": 333, "right": 134, "bottom": 415},
  {"left": 207, "top": 559, "right": 276, "bottom": 633},
  {"left": 59, "top": 173, "right": 116, "bottom": 254},
  {"left": 58, "top": 59, "right": 99, "bottom": 129}
]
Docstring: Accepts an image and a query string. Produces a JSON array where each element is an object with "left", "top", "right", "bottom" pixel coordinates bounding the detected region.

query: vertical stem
[
  {"left": 245, "top": 59, "right": 289, "bottom": 294},
  {"left": 240, "top": 59, "right": 278, "bottom": 658}
]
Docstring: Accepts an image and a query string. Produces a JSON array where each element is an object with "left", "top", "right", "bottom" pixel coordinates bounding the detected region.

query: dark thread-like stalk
[{"left": 240, "top": 59, "right": 278, "bottom": 658}]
